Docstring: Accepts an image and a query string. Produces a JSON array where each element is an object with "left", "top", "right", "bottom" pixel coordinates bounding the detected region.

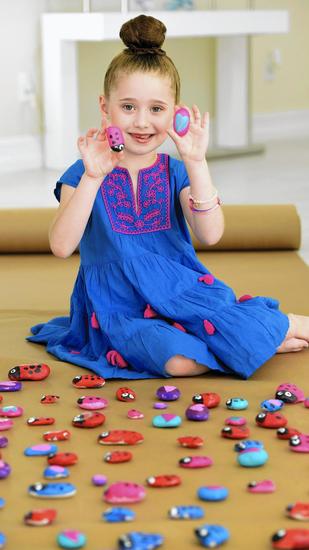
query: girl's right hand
[{"left": 77, "top": 124, "right": 124, "bottom": 179}]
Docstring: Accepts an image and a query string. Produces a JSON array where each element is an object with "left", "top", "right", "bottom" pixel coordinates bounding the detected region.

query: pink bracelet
[{"left": 189, "top": 197, "right": 222, "bottom": 213}]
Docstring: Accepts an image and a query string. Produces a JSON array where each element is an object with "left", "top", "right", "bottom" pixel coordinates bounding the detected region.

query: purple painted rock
[
  {"left": 185, "top": 404, "right": 209, "bottom": 421},
  {"left": 0, "top": 460, "right": 11, "bottom": 479},
  {"left": 156, "top": 385, "right": 181, "bottom": 401}
]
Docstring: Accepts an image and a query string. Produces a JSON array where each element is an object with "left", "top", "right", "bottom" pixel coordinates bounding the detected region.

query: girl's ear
[{"left": 99, "top": 95, "right": 109, "bottom": 115}]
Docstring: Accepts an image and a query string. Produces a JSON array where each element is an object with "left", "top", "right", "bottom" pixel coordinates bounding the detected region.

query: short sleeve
[
  {"left": 54, "top": 159, "right": 85, "bottom": 202},
  {"left": 170, "top": 157, "right": 190, "bottom": 197}
]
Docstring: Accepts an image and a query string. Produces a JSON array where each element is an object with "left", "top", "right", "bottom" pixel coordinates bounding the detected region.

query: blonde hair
[{"left": 104, "top": 14, "right": 180, "bottom": 103}]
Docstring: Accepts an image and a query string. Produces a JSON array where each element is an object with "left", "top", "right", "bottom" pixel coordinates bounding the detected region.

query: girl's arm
[
  {"left": 49, "top": 126, "right": 124, "bottom": 259},
  {"left": 168, "top": 106, "right": 224, "bottom": 246}
]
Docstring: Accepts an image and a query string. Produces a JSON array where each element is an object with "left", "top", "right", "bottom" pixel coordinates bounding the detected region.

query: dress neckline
[{"left": 115, "top": 153, "right": 161, "bottom": 174}]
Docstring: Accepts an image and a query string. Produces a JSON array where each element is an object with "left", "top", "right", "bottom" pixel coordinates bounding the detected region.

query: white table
[{"left": 41, "top": 10, "right": 289, "bottom": 168}]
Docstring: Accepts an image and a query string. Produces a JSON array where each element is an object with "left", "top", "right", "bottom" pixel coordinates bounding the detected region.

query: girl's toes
[{"left": 277, "top": 337, "right": 309, "bottom": 353}]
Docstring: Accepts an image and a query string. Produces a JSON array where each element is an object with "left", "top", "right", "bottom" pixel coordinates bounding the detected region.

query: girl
[{"left": 28, "top": 14, "right": 309, "bottom": 380}]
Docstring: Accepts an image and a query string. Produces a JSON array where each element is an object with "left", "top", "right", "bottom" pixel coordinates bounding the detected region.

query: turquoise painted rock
[
  {"left": 152, "top": 414, "right": 182, "bottom": 428},
  {"left": 237, "top": 448, "right": 269, "bottom": 467}
]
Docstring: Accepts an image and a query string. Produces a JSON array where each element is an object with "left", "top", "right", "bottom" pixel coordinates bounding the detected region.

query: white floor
[{"left": 1, "top": 137, "right": 308, "bottom": 264}]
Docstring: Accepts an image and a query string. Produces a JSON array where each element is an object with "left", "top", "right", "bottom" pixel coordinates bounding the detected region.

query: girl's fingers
[
  {"left": 201, "top": 111, "right": 209, "bottom": 129},
  {"left": 192, "top": 104, "right": 201, "bottom": 124},
  {"left": 86, "top": 128, "right": 99, "bottom": 138}
]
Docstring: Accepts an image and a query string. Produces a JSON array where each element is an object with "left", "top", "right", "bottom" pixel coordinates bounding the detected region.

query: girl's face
[{"left": 100, "top": 71, "right": 175, "bottom": 159}]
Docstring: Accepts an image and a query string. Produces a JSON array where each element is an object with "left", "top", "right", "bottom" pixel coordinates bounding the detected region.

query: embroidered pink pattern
[
  {"left": 101, "top": 154, "right": 171, "bottom": 234},
  {"left": 106, "top": 350, "right": 128, "bottom": 368},
  {"left": 144, "top": 304, "right": 158, "bottom": 319},
  {"left": 238, "top": 295, "right": 253, "bottom": 302},
  {"left": 172, "top": 322, "right": 187, "bottom": 333},
  {"left": 198, "top": 274, "right": 215, "bottom": 285},
  {"left": 91, "top": 312, "right": 99, "bottom": 329},
  {"left": 204, "top": 320, "right": 216, "bottom": 335}
]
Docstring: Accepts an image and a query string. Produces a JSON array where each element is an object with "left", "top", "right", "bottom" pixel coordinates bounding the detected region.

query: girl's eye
[
  {"left": 151, "top": 106, "right": 163, "bottom": 113},
  {"left": 122, "top": 104, "right": 134, "bottom": 111}
]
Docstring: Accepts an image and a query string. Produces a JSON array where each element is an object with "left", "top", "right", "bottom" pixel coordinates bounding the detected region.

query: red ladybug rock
[
  {"left": 43, "top": 430, "right": 71, "bottom": 442},
  {"left": 72, "top": 412, "right": 105, "bottom": 428},
  {"left": 277, "top": 427, "right": 302, "bottom": 440},
  {"left": 272, "top": 528, "right": 309, "bottom": 548},
  {"left": 286, "top": 502, "right": 309, "bottom": 521},
  {"left": 192, "top": 392, "right": 221, "bottom": 408},
  {"left": 24, "top": 508, "right": 57, "bottom": 526},
  {"left": 146, "top": 474, "right": 182, "bottom": 487},
  {"left": 256, "top": 412, "right": 288, "bottom": 429},
  {"left": 116, "top": 387, "right": 136, "bottom": 402},
  {"left": 40, "top": 395, "right": 60, "bottom": 404},
  {"left": 98, "top": 430, "right": 144, "bottom": 445},
  {"left": 47, "top": 452, "right": 78, "bottom": 466},
  {"left": 72, "top": 374, "right": 105, "bottom": 389},
  {"left": 8, "top": 363, "right": 50, "bottom": 381},
  {"left": 221, "top": 426, "right": 250, "bottom": 439},
  {"left": 177, "top": 436, "right": 204, "bottom": 449},
  {"left": 104, "top": 451, "right": 133, "bottom": 464},
  {"left": 27, "top": 417, "right": 55, "bottom": 426}
]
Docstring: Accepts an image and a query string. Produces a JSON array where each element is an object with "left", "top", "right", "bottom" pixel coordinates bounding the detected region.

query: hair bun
[{"left": 120, "top": 14, "right": 166, "bottom": 55}]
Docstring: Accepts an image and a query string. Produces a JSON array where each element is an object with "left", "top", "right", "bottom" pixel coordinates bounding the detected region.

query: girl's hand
[
  {"left": 77, "top": 121, "right": 124, "bottom": 179},
  {"left": 167, "top": 104, "right": 209, "bottom": 164}
]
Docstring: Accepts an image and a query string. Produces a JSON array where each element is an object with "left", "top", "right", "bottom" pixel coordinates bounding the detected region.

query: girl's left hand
[{"left": 167, "top": 104, "right": 209, "bottom": 164}]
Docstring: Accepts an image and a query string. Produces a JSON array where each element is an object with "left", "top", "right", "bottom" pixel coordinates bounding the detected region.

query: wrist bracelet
[
  {"left": 189, "top": 189, "right": 218, "bottom": 205},
  {"left": 189, "top": 197, "right": 222, "bottom": 214}
]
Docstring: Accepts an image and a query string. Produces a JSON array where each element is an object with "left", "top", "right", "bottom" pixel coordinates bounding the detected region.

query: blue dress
[{"left": 27, "top": 154, "right": 289, "bottom": 379}]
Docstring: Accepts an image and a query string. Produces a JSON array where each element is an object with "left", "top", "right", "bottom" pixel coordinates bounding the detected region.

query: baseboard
[
  {"left": 252, "top": 109, "right": 309, "bottom": 143},
  {"left": 0, "top": 135, "right": 42, "bottom": 173}
]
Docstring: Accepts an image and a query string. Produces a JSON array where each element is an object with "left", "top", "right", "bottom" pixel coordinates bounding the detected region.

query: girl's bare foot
[
  {"left": 277, "top": 337, "right": 309, "bottom": 353},
  {"left": 286, "top": 313, "right": 309, "bottom": 342}
]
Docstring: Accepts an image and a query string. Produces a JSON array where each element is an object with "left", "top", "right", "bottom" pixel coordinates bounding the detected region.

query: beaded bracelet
[
  {"left": 188, "top": 189, "right": 218, "bottom": 205},
  {"left": 189, "top": 197, "right": 222, "bottom": 214}
]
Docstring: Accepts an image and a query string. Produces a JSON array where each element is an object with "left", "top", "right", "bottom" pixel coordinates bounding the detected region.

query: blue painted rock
[
  {"left": 261, "top": 399, "right": 284, "bottom": 412},
  {"left": 103, "top": 507, "right": 136, "bottom": 522},
  {"left": 28, "top": 482, "right": 76, "bottom": 498},
  {"left": 118, "top": 532, "right": 164, "bottom": 550},
  {"left": 152, "top": 414, "right": 182, "bottom": 428},
  {"left": 0, "top": 532, "right": 6, "bottom": 548},
  {"left": 195, "top": 524, "right": 230, "bottom": 547},
  {"left": 43, "top": 465, "right": 69, "bottom": 479},
  {"left": 237, "top": 448, "right": 269, "bottom": 467},
  {"left": 198, "top": 486, "right": 229, "bottom": 502},
  {"left": 168, "top": 505, "right": 204, "bottom": 520},
  {"left": 226, "top": 397, "right": 248, "bottom": 410},
  {"left": 24, "top": 444, "right": 58, "bottom": 457},
  {"left": 57, "top": 530, "right": 87, "bottom": 549}
]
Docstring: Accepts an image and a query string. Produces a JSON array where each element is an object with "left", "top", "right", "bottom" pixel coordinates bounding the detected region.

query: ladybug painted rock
[
  {"left": 77, "top": 396, "right": 108, "bottom": 410},
  {"left": 146, "top": 475, "right": 182, "bottom": 488},
  {"left": 225, "top": 416, "right": 247, "bottom": 426},
  {"left": 289, "top": 434, "right": 309, "bottom": 453},
  {"left": 72, "top": 374, "right": 105, "bottom": 389},
  {"left": 98, "top": 430, "right": 144, "bottom": 445},
  {"left": 40, "top": 395, "right": 60, "bottom": 404},
  {"left": 24, "top": 508, "right": 57, "bottom": 526},
  {"left": 271, "top": 528, "right": 309, "bottom": 548},
  {"left": 0, "top": 405, "right": 24, "bottom": 417},
  {"left": 221, "top": 426, "right": 250, "bottom": 439},
  {"left": 27, "top": 417, "right": 55, "bottom": 426},
  {"left": 104, "top": 451, "right": 133, "bottom": 464},
  {"left": 177, "top": 436, "right": 204, "bottom": 449},
  {"left": 104, "top": 482, "right": 146, "bottom": 504},
  {"left": 43, "top": 430, "right": 71, "bottom": 442},
  {"left": 116, "top": 387, "right": 136, "bottom": 402},
  {"left": 247, "top": 480, "right": 276, "bottom": 493},
  {"left": 256, "top": 412, "right": 288, "bottom": 429},
  {"left": 72, "top": 412, "right": 105, "bottom": 428},
  {"left": 179, "top": 456, "right": 213, "bottom": 469},
  {"left": 47, "top": 452, "right": 78, "bottom": 466},
  {"left": 118, "top": 532, "right": 163, "bottom": 550},
  {"left": 275, "top": 383, "right": 305, "bottom": 404},
  {"left": 8, "top": 363, "right": 50, "bottom": 381},
  {"left": 286, "top": 503, "right": 309, "bottom": 521},
  {"left": 277, "top": 427, "right": 302, "bottom": 440},
  {"left": 192, "top": 392, "right": 220, "bottom": 408}
]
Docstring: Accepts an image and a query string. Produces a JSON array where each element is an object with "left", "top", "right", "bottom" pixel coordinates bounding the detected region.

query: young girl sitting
[{"left": 27, "top": 14, "right": 309, "bottom": 380}]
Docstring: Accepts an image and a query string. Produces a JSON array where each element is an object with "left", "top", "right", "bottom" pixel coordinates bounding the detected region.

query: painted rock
[
  {"left": 192, "top": 392, "right": 220, "bottom": 408},
  {"left": 72, "top": 411, "right": 105, "bottom": 428},
  {"left": 169, "top": 505, "right": 204, "bottom": 520},
  {"left": 106, "top": 126, "right": 125, "bottom": 153},
  {"left": 47, "top": 452, "right": 78, "bottom": 466},
  {"left": 0, "top": 405, "right": 24, "bottom": 417},
  {"left": 8, "top": 363, "right": 50, "bottom": 381},
  {"left": 24, "top": 508, "right": 57, "bottom": 526},
  {"left": 127, "top": 409, "right": 144, "bottom": 420},
  {"left": 43, "top": 430, "right": 71, "bottom": 442},
  {"left": 77, "top": 395, "right": 108, "bottom": 410},
  {"left": 277, "top": 427, "right": 302, "bottom": 440},
  {"left": 0, "top": 397, "right": 2, "bottom": 403},
  {"left": 0, "top": 460, "right": 11, "bottom": 479},
  {"left": 177, "top": 436, "right": 204, "bottom": 448},
  {"left": 118, "top": 532, "right": 163, "bottom": 550},
  {"left": 27, "top": 416, "right": 55, "bottom": 426},
  {"left": 271, "top": 528, "right": 309, "bottom": 549},
  {"left": 234, "top": 440, "right": 264, "bottom": 452},
  {"left": 92, "top": 474, "right": 107, "bottom": 487},
  {"left": 103, "top": 507, "right": 136, "bottom": 522},
  {"left": 146, "top": 475, "right": 181, "bottom": 488},
  {"left": 103, "top": 482, "right": 146, "bottom": 504},
  {"left": 304, "top": 398, "right": 309, "bottom": 409},
  {"left": 186, "top": 404, "right": 209, "bottom": 421},
  {"left": 247, "top": 480, "right": 276, "bottom": 493},
  {"left": 286, "top": 503, "right": 309, "bottom": 521},
  {"left": 225, "top": 416, "right": 247, "bottom": 426},
  {"left": 0, "top": 436, "right": 8, "bottom": 448},
  {"left": 98, "top": 430, "right": 144, "bottom": 445},
  {"left": 0, "top": 380, "right": 22, "bottom": 391},
  {"left": 261, "top": 399, "right": 284, "bottom": 412},
  {"left": 290, "top": 434, "right": 309, "bottom": 453},
  {"left": 152, "top": 414, "right": 182, "bottom": 428},
  {"left": 156, "top": 385, "right": 181, "bottom": 401},
  {"left": 116, "top": 387, "right": 136, "bottom": 402},
  {"left": 0, "top": 498, "right": 4, "bottom": 508},
  {"left": 195, "top": 524, "right": 230, "bottom": 548},
  {"left": 40, "top": 395, "right": 60, "bottom": 404},
  {"left": 57, "top": 530, "right": 87, "bottom": 549},
  {"left": 104, "top": 451, "right": 133, "bottom": 464},
  {"left": 256, "top": 412, "right": 288, "bottom": 429},
  {"left": 153, "top": 402, "right": 168, "bottom": 409},
  {"left": 0, "top": 418, "right": 13, "bottom": 431},
  {"left": 179, "top": 456, "right": 213, "bottom": 469},
  {"left": 72, "top": 374, "right": 105, "bottom": 389},
  {"left": 44, "top": 465, "right": 69, "bottom": 479},
  {"left": 276, "top": 383, "right": 305, "bottom": 404},
  {"left": 0, "top": 533, "right": 6, "bottom": 548},
  {"left": 24, "top": 444, "right": 58, "bottom": 456},
  {"left": 198, "top": 486, "right": 229, "bottom": 502},
  {"left": 173, "top": 107, "right": 190, "bottom": 137},
  {"left": 28, "top": 482, "right": 77, "bottom": 498},
  {"left": 221, "top": 426, "right": 250, "bottom": 439},
  {"left": 226, "top": 397, "right": 248, "bottom": 410},
  {"left": 237, "top": 448, "right": 269, "bottom": 467}
]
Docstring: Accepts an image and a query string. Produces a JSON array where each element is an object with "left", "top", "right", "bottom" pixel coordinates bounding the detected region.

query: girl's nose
[{"left": 133, "top": 110, "right": 149, "bottom": 129}]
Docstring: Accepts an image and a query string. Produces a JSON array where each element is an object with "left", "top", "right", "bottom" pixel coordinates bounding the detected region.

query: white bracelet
[{"left": 188, "top": 189, "right": 218, "bottom": 205}]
